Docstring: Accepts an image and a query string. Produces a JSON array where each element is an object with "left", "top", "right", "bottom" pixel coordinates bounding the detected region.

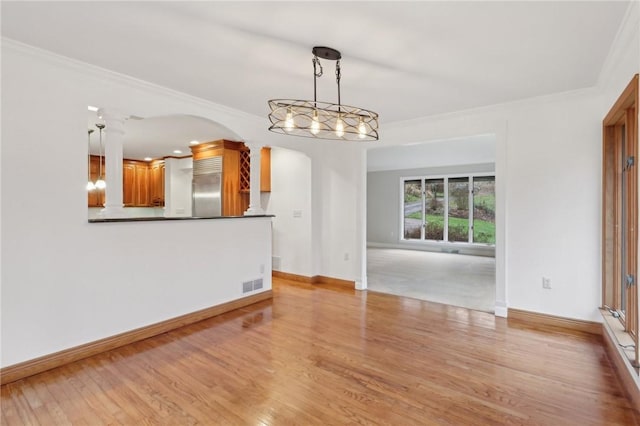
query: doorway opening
[{"left": 366, "top": 134, "right": 497, "bottom": 313}]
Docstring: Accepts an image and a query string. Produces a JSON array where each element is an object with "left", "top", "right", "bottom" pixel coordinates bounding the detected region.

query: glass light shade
[
  {"left": 95, "top": 179, "right": 106, "bottom": 189},
  {"left": 358, "top": 118, "right": 367, "bottom": 139},
  {"left": 285, "top": 108, "right": 295, "bottom": 131},
  {"left": 311, "top": 111, "right": 320, "bottom": 135},
  {"left": 335, "top": 116, "right": 345, "bottom": 138}
]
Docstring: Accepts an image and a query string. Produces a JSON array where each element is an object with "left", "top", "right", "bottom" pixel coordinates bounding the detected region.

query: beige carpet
[{"left": 366, "top": 248, "right": 495, "bottom": 313}]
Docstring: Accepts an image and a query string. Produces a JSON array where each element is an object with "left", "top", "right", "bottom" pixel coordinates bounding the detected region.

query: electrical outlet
[{"left": 542, "top": 277, "right": 552, "bottom": 289}]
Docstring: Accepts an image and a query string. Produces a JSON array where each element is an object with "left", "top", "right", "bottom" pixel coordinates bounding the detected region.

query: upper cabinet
[
  {"left": 89, "top": 157, "right": 165, "bottom": 208},
  {"left": 149, "top": 160, "right": 165, "bottom": 207},
  {"left": 260, "top": 147, "right": 271, "bottom": 193}
]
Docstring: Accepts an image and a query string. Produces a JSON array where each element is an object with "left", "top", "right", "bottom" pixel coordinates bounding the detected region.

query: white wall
[
  {"left": 1, "top": 41, "right": 273, "bottom": 367},
  {"left": 380, "top": 87, "right": 607, "bottom": 320},
  {"left": 309, "top": 143, "right": 363, "bottom": 281},
  {"left": 367, "top": 134, "right": 496, "bottom": 172},
  {"left": 164, "top": 157, "right": 193, "bottom": 217},
  {"left": 265, "top": 147, "right": 313, "bottom": 276}
]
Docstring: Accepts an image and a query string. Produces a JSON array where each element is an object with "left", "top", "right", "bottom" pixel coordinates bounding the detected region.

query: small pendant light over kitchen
[
  {"left": 268, "top": 46, "right": 379, "bottom": 141},
  {"left": 94, "top": 123, "right": 106, "bottom": 190},
  {"left": 86, "top": 129, "right": 96, "bottom": 191}
]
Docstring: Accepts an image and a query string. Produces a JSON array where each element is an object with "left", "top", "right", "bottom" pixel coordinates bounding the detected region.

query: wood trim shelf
[
  {"left": 508, "top": 308, "right": 602, "bottom": 335},
  {"left": 272, "top": 271, "right": 355, "bottom": 288},
  {"left": 0, "top": 291, "right": 272, "bottom": 385},
  {"left": 602, "top": 310, "right": 640, "bottom": 410}
]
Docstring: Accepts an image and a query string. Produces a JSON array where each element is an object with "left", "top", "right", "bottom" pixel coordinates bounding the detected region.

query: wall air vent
[
  {"left": 272, "top": 256, "right": 281, "bottom": 271},
  {"left": 242, "top": 278, "right": 264, "bottom": 293},
  {"left": 193, "top": 156, "right": 222, "bottom": 176},
  {"left": 253, "top": 278, "right": 263, "bottom": 290}
]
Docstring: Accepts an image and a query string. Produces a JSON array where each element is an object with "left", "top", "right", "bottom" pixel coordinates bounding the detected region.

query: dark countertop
[{"left": 89, "top": 215, "right": 274, "bottom": 223}]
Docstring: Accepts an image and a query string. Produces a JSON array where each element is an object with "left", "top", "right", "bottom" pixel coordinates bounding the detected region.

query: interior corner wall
[
  {"left": 265, "top": 147, "right": 313, "bottom": 276},
  {"left": 308, "top": 142, "right": 363, "bottom": 282}
]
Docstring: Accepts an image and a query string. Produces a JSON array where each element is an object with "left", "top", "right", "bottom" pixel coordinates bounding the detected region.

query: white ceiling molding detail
[{"left": 1, "top": 1, "right": 630, "bottom": 124}]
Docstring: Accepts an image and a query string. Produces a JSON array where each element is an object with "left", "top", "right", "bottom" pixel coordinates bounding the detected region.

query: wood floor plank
[{"left": 1, "top": 278, "right": 638, "bottom": 425}]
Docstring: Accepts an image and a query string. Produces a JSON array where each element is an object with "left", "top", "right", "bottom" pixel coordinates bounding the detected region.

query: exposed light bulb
[
  {"left": 311, "top": 110, "right": 320, "bottom": 135},
  {"left": 285, "top": 108, "right": 295, "bottom": 131},
  {"left": 86, "top": 181, "right": 96, "bottom": 191},
  {"left": 95, "top": 179, "right": 106, "bottom": 190},
  {"left": 358, "top": 118, "right": 367, "bottom": 139},
  {"left": 335, "top": 116, "right": 345, "bottom": 138}
]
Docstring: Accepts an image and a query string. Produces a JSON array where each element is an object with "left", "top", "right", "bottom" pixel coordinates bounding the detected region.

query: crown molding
[
  {"left": 1, "top": 37, "right": 263, "bottom": 124},
  {"left": 384, "top": 85, "right": 600, "bottom": 132},
  {"left": 597, "top": 1, "right": 640, "bottom": 89}
]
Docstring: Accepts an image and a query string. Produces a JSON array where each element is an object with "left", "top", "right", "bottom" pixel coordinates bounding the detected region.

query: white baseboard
[
  {"left": 367, "top": 241, "right": 495, "bottom": 258},
  {"left": 494, "top": 301, "right": 508, "bottom": 317}
]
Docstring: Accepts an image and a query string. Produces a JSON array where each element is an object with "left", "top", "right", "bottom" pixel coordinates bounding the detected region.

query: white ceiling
[
  {"left": 3, "top": 1, "right": 630, "bottom": 158},
  {"left": 367, "top": 134, "right": 496, "bottom": 172}
]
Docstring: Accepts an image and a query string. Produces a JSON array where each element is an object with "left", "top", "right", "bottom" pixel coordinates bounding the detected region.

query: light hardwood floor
[{"left": 1, "top": 278, "right": 637, "bottom": 425}]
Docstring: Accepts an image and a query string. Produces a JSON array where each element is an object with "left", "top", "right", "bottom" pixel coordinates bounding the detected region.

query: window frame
[
  {"left": 602, "top": 74, "right": 639, "bottom": 367},
  {"left": 400, "top": 172, "right": 496, "bottom": 246}
]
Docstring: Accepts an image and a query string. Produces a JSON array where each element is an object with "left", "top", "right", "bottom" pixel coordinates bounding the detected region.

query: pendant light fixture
[
  {"left": 86, "top": 129, "right": 96, "bottom": 191},
  {"left": 268, "top": 46, "right": 379, "bottom": 141},
  {"left": 94, "top": 123, "right": 106, "bottom": 190}
]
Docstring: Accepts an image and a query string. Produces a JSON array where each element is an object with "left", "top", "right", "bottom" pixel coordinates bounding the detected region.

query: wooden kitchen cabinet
[
  {"left": 135, "top": 163, "right": 150, "bottom": 206},
  {"left": 149, "top": 160, "right": 165, "bottom": 206},
  {"left": 260, "top": 147, "right": 271, "bottom": 192},
  {"left": 123, "top": 160, "right": 151, "bottom": 207},
  {"left": 89, "top": 157, "right": 164, "bottom": 208},
  {"left": 122, "top": 161, "right": 136, "bottom": 206}
]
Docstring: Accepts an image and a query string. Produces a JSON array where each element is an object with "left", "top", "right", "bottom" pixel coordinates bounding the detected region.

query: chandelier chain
[
  {"left": 336, "top": 60, "right": 341, "bottom": 111},
  {"left": 313, "top": 56, "right": 323, "bottom": 78}
]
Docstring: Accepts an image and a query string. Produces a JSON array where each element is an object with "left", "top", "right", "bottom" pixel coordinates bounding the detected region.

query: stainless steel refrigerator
[{"left": 192, "top": 156, "right": 222, "bottom": 217}]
